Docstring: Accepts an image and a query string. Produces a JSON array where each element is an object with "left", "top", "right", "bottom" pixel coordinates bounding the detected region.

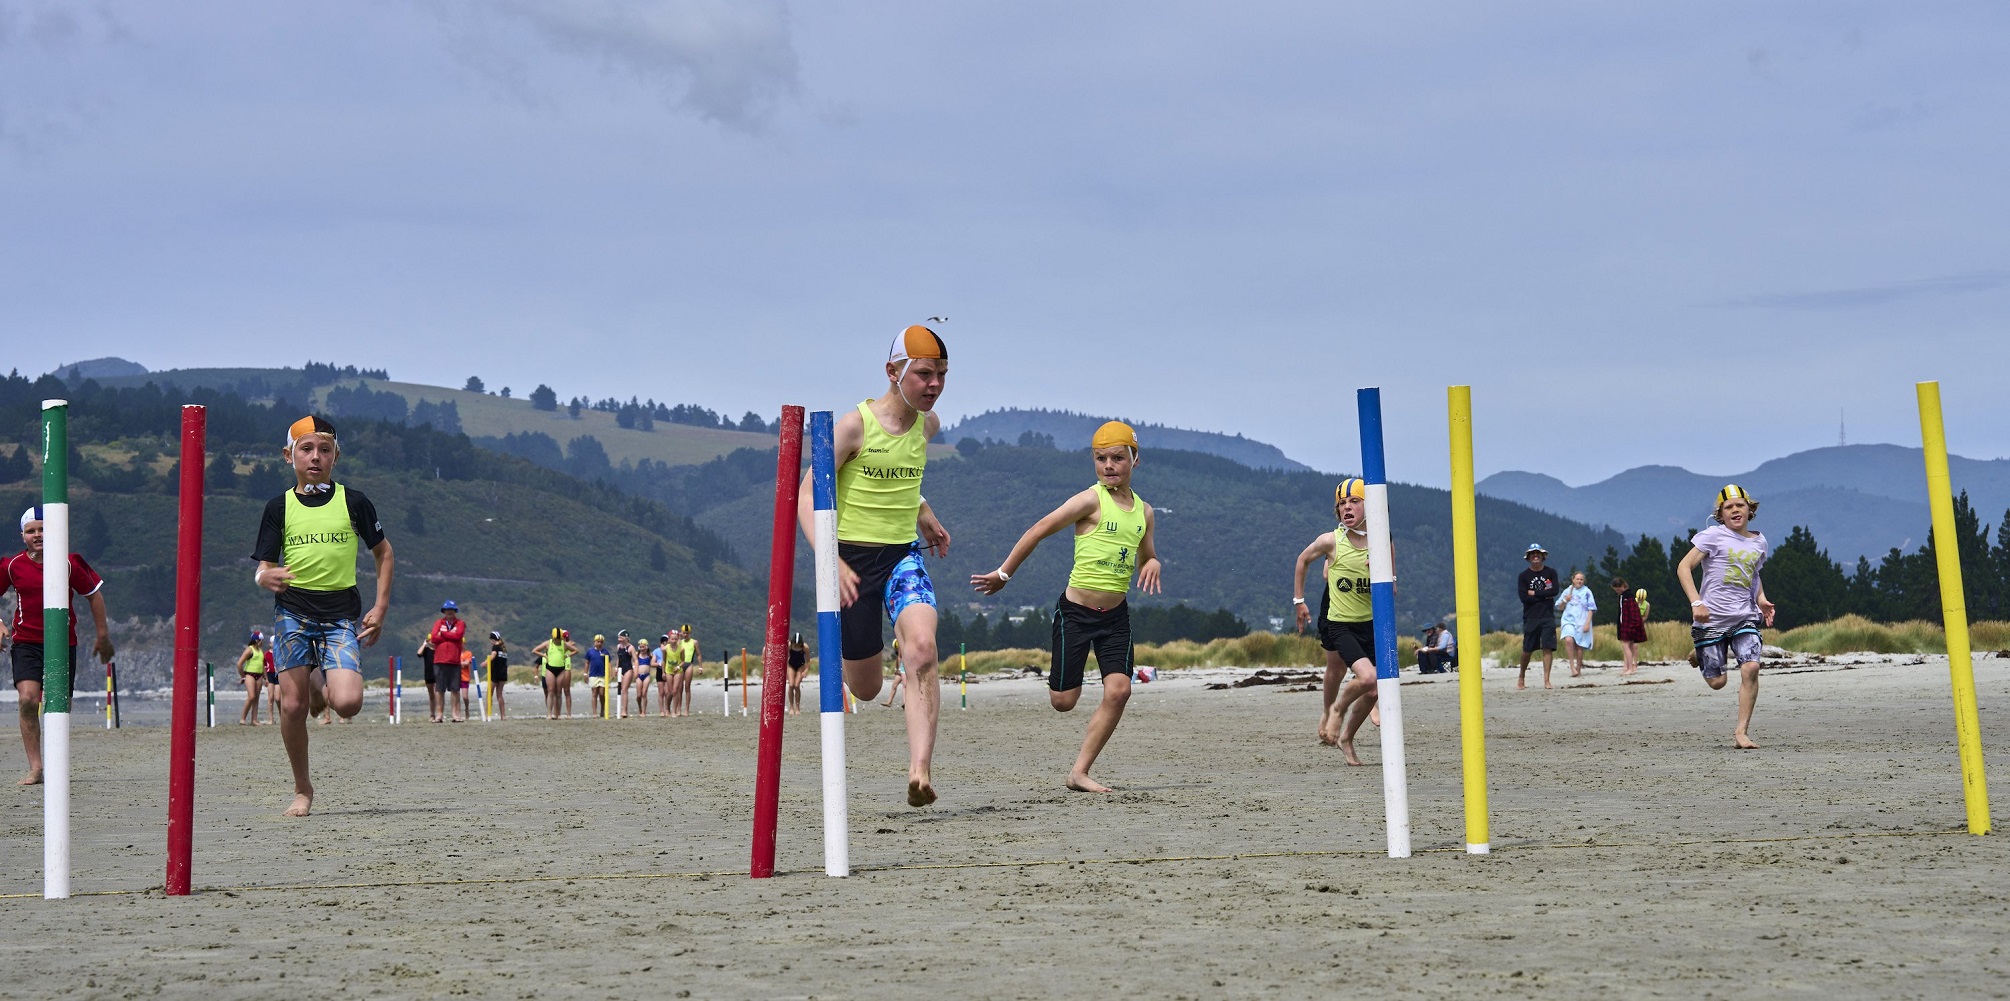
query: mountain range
[{"left": 1477, "top": 444, "right": 2010, "bottom": 564}]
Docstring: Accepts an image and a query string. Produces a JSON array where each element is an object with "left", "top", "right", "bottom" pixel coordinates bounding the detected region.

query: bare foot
[
  {"left": 1516, "top": 681, "right": 1527, "bottom": 690},
  {"left": 1067, "top": 773, "right": 1113, "bottom": 793},
  {"left": 1734, "top": 733, "right": 1759, "bottom": 749},
  {"left": 1369, "top": 707, "right": 1381, "bottom": 727},
  {"left": 19, "top": 769, "right": 42, "bottom": 786},
  {"left": 284, "top": 789, "right": 313, "bottom": 817},
  {"left": 1339, "top": 738, "right": 1363, "bottom": 767},
  {"left": 907, "top": 776, "right": 937, "bottom": 808}
]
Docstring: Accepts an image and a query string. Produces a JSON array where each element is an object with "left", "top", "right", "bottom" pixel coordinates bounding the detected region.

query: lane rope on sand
[{"left": 0, "top": 828, "right": 1968, "bottom": 899}]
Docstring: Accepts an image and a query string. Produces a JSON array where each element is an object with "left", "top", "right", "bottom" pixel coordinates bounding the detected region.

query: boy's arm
[
  {"left": 798, "top": 409, "right": 866, "bottom": 606},
  {"left": 1291, "top": 533, "right": 1337, "bottom": 632},
  {"left": 970, "top": 489, "right": 1099, "bottom": 595},
  {"left": 86, "top": 590, "right": 113, "bottom": 662},
  {"left": 916, "top": 413, "right": 949, "bottom": 557},
  {"left": 1135, "top": 504, "right": 1162, "bottom": 595},
  {"left": 360, "top": 538, "right": 393, "bottom": 647},
  {"left": 1676, "top": 547, "right": 1707, "bottom": 622}
]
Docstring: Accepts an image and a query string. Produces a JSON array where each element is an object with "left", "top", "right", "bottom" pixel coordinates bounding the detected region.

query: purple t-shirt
[{"left": 1691, "top": 524, "right": 1768, "bottom": 621}]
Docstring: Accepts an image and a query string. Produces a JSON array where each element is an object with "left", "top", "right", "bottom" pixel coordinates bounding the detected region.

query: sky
[{"left": 3, "top": 1, "right": 2007, "bottom": 488}]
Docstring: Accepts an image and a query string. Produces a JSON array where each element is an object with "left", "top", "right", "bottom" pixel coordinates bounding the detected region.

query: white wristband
[
  {"left": 1690, "top": 600, "right": 1705, "bottom": 606},
  {"left": 1292, "top": 597, "right": 1306, "bottom": 605},
  {"left": 995, "top": 568, "right": 1011, "bottom": 582}
]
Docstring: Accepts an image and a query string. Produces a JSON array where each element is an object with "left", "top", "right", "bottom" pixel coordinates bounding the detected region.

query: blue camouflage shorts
[
  {"left": 1692, "top": 617, "right": 1763, "bottom": 681},
  {"left": 274, "top": 609, "right": 363, "bottom": 674}
]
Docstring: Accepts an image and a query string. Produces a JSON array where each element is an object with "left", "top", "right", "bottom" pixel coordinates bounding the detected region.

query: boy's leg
[
  {"left": 276, "top": 667, "right": 316, "bottom": 816},
  {"left": 1332, "top": 659, "right": 1378, "bottom": 766},
  {"left": 1734, "top": 658, "right": 1761, "bottom": 749},
  {"left": 1067, "top": 673, "right": 1131, "bottom": 793},
  {"left": 15, "top": 678, "right": 43, "bottom": 785},
  {"left": 1320, "top": 650, "right": 1345, "bottom": 742},
  {"left": 892, "top": 603, "right": 940, "bottom": 807}
]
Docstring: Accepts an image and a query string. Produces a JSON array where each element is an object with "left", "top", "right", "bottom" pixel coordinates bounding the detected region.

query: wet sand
[{"left": 3, "top": 655, "right": 2007, "bottom": 999}]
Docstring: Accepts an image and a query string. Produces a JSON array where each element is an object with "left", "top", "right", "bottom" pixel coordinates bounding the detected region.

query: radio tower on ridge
[{"left": 1839, "top": 409, "right": 1847, "bottom": 448}]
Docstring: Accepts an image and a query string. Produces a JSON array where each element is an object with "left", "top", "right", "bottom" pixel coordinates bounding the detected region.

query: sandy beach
[{"left": 2, "top": 653, "right": 2006, "bottom": 998}]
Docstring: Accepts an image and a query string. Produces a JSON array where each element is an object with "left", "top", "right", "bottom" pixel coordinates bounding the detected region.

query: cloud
[
  {"left": 1708, "top": 272, "right": 2010, "bottom": 310},
  {"left": 0, "top": 1, "right": 131, "bottom": 156},
  {"left": 430, "top": 0, "right": 802, "bottom": 133}
]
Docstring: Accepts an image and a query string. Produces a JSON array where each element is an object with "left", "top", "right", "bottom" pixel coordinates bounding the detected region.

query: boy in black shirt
[
  {"left": 1516, "top": 544, "right": 1560, "bottom": 690},
  {"left": 250, "top": 416, "right": 395, "bottom": 816}
]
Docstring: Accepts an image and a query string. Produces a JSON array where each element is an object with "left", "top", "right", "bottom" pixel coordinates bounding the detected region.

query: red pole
[
  {"left": 751, "top": 405, "right": 804, "bottom": 878},
  {"left": 165, "top": 405, "right": 205, "bottom": 896}
]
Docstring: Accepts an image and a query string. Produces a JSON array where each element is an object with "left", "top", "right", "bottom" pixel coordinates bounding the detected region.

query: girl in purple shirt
[{"left": 1676, "top": 485, "right": 1775, "bottom": 749}]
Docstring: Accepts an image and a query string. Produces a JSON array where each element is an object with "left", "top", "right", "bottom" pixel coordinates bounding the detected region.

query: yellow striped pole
[
  {"left": 1916, "top": 381, "right": 1992, "bottom": 835},
  {"left": 1448, "top": 386, "right": 1490, "bottom": 854}
]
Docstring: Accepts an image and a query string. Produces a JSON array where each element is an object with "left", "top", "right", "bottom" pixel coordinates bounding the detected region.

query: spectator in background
[
  {"left": 487, "top": 630, "right": 509, "bottom": 719},
  {"left": 1556, "top": 571, "right": 1596, "bottom": 678},
  {"left": 236, "top": 630, "right": 267, "bottom": 725},
  {"left": 1612, "top": 576, "right": 1647, "bottom": 676},
  {"left": 1516, "top": 544, "right": 1560, "bottom": 690},
  {"left": 1417, "top": 621, "right": 1456, "bottom": 674},
  {"left": 430, "top": 600, "right": 467, "bottom": 722}
]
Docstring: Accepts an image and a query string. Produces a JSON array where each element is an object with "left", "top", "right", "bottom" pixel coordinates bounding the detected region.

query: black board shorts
[
  {"left": 10, "top": 643, "right": 78, "bottom": 691},
  {"left": 1522, "top": 620, "right": 1557, "bottom": 653},
  {"left": 1317, "top": 591, "right": 1376, "bottom": 667},
  {"left": 1050, "top": 596, "right": 1134, "bottom": 691}
]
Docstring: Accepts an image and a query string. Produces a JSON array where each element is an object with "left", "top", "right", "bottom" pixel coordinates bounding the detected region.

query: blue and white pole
[
  {"left": 1357, "top": 388, "right": 1412, "bottom": 859},
  {"left": 810, "top": 411, "right": 851, "bottom": 877}
]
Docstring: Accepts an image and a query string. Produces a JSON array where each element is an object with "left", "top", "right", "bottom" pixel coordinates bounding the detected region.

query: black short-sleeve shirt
[{"left": 251, "top": 484, "right": 387, "bottom": 622}]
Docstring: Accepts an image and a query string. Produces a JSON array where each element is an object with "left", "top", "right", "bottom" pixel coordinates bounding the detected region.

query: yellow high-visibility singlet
[
  {"left": 835, "top": 401, "right": 927, "bottom": 544},
  {"left": 1325, "top": 525, "right": 1372, "bottom": 623},
  {"left": 544, "top": 639, "right": 570, "bottom": 669},
  {"left": 1067, "top": 484, "right": 1147, "bottom": 594},
  {"left": 282, "top": 484, "right": 359, "bottom": 593}
]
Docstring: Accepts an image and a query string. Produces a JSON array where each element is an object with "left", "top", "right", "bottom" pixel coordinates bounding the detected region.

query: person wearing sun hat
[
  {"left": 250, "top": 415, "right": 394, "bottom": 816},
  {"left": 972, "top": 420, "right": 1161, "bottom": 792},
  {"left": 1289, "top": 477, "right": 1389, "bottom": 764},
  {"left": 798, "top": 321, "right": 954, "bottom": 807},
  {"left": 1677, "top": 484, "right": 1775, "bottom": 749},
  {"left": 5, "top": 505, "right": 115, "bottom": 785},
  {"left": 1515, "top": 543, "right": 1560, "bottom": 690}
]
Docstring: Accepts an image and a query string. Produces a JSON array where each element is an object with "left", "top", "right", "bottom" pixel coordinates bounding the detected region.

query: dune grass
[{"left": 797, "top": 615, "right": 2010, "bottom": 680}]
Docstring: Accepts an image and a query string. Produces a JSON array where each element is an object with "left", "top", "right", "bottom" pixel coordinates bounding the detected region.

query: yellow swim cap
[
  {"left": 1091, "top": 421, "right": 1138, "bottom": 452},
  {"left": 1717, "top": 483, "right": 1753, "bottom": 505},
  {"left": 1336, "top": 478, "right": 1366, "bottom": 502}
]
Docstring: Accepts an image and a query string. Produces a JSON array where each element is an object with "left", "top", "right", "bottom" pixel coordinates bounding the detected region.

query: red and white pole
[
  {"left": 750, "top": 405, "right": 804, "bottom": 879},
  {"left": 165, "top": 404, "right": 205, "bottom": 896}
]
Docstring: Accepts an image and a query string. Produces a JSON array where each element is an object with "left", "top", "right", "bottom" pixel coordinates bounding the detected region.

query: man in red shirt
[
  {"left": 2, "top": 506, "right": 115, "bottom": 786},
  {"left": 429, "top": 601, "right": 468, "bottom": 722}
]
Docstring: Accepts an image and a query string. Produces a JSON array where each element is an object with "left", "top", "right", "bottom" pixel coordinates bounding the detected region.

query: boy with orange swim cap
[
  {"left": 972, "top": 421, "right": 1161, "bottom": 793},
  {"left": 1289, "top": 478, "right": 1392, "bottom": 765},
  {"left": 798, "top": 323, "right": 953, "bottom": 807},
  {"left": 251, "top": 415, "right": 395, "bottom": 816}
]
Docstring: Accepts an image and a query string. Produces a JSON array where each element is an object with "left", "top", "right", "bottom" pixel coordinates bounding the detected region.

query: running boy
[
  {"left": 4, "top": 506, "right": 115, "bottom": 785},
  {"left": 1290, "top": 480, "right": 1385, "bottom": 764},
  {"left": 798, "top": 324, "right": 953, "bottom": 807},
  {"left": 971, "top": 421, "right": 1160, "bottom": 793},
  {"left": 1677, "top": 485, "right": 1775, "bottom": 749},
  {"left": 251, "top": 416, "right": 394, "bottom": 816}
]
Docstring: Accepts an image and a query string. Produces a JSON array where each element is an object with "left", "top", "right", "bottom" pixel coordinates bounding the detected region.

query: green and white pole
[{"left": 41, "top": 399, "right": 73, "bottom": 899}]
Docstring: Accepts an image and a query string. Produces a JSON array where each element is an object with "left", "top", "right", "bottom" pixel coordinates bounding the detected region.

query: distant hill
[
  {"left": 76, "top": 363, "right": 785, "bottom": 473},
  {"left": 1477, "top": 444, "right": 2010, "bottom": 562},
  {"left": 51, "top": 357, "right": 148, "bottom": 381},
  {"left": 942, "top": 408, "right": 1311, "bottom": 472}
]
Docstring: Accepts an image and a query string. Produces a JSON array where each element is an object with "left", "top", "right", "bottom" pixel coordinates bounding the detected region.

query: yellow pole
[
  {"left": 1916, "top": 381, "right": 1992, "bottom": 835},
  {"left": 1448, "top": 386, "right": 1491, "bottom": 853}
]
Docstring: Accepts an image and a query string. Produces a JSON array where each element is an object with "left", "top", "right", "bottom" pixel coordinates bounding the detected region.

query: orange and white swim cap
[
  {"left": 286, "top": 415, "right": 338, "bottom": 451},
  {"left": 889, "top": 324, "right": 947, "bottom": 366}
]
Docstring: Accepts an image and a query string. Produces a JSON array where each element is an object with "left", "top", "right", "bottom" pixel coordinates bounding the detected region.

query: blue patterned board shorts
[
  {"left": 837, "top": 541, "right": 937, "bottom": 661},
  {"left": 1692, "top": 617, "right": 1763, "bottom": 681},
  {"left": 274, "top": 609, "right": 363, "bottom": 674}
]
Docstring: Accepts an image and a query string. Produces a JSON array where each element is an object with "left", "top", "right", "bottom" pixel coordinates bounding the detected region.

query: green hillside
[{"left": 0, "top": 374, "right": 772, "bottom": 688}]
